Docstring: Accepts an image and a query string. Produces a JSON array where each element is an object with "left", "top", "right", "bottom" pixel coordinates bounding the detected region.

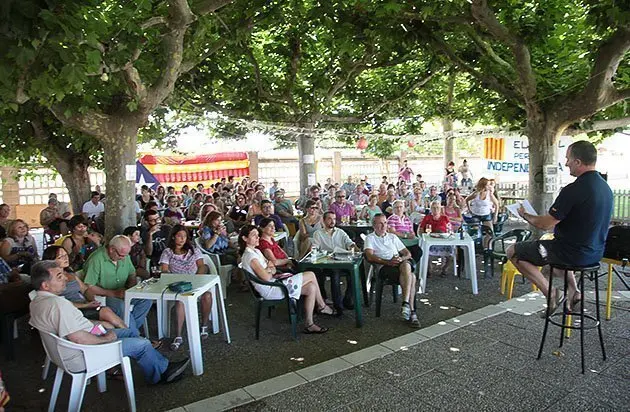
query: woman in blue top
[{"left": 200, "top": 211, "right": 238, "bottom": 265}]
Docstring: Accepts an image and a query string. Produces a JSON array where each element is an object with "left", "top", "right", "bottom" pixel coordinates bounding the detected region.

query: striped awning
[{"left": 138, "top": 152, "right": 249, "bottom": 190}]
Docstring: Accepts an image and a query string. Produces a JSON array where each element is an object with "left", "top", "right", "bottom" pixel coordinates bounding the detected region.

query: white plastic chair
[
  {"left": 36, "top": 329, "right": 135, "bottom": 412},
  {"left": 292, "top": 231, "right": 301, "bottom": 259},
  {"left": 34, "top": 292, "right": 149, "bottom": 381},
  {"left": 29, "top": 291, "right": 56, "bottom": 380},
  {"left": 195, "top": 237, "right": 232, "bottom": 298}
]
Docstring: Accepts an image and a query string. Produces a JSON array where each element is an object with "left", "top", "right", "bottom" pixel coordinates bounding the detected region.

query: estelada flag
[
  {"left": 483, "top": 137, "right": 506, "bottom": 161},
  {"left": 138, "top": 152, "right": 249, "bottom": 191}
]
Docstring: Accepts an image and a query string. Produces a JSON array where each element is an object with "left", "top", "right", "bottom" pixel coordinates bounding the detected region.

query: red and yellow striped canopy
[{"left": 138, "top": 152, "right": 249, "bottom": 190}]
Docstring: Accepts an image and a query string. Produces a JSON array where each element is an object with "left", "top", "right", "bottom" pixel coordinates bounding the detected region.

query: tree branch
[
  {"left": 142, "top": 0, "right": 196, "bottom": 113},
  {"left": 180, "top": 38, "right": 227, "bottom": 74},
  {"left": 470, "top": 0, "right": 537, "bottom": 106},
  {"left": 575, "top": 26, "right": 630, "bottom": 108},
  {"left": 284, "top": 34, "right": 301, "bottom": 110},
  {"left": 191, "top": 0, "right": 234, "bottom": 15},
  {"left": 321, "top": 60, "right": 367, "bottom": 108},
  {"left": 555, "top": 26, "right": 630, "bottom": 123},
  {"left": 368, "top": 69, "right": 437, "bottom": 117},
  {"left": 465, "top": 27, "right": 514, "bottom": 72},
  {"left": 49, "top": 104, "right": 112, "bottom": 141},
  {"left": 427, "top": 32, "right": 523, "bottom": 105},
  {"left": 243, "top": 44, "right": 291, "bottom": 106},
  {"left": 141, "top": 16, "right": 167, "bottom": 30},
  {"left": 565, "top": 116, "right": 630, "bottom": 135}
]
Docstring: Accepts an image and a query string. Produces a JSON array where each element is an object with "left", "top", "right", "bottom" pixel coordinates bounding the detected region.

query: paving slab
[
  {"left": 184, "top": 389, "right": 254, "bottom": 412},
  {"left": 243, "top": 372, "right": 307, "bottom": 400},
  {"left": 295, "top": 357, "right": 354, "bottom": 382},
  {"left": 572, "top": 372, "right": 630, "bottom": 411},
  {"left": 397, "top": 369, "right": 517, "bottom": 412},
  {"left": 340, "top": 344, "right": 393, "bottom": 366},
  {"left": 380, "top": 330, "right": 430, "bottom": 351},
  {"left": 415, "top": 320, "right": 461, "bottom": 339}
]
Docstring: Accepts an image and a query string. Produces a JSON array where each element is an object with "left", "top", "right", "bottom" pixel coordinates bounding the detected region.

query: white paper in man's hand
[{"left": 506, "top": 200, "right": 538, "bottom": 219}]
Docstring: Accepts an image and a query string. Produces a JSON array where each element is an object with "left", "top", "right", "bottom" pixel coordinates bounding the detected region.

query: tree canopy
[
  {"left": 0, "top": 0, "right": 235, "bottom": 235},
  {"left": 0, "top": 0, "right": 628, "bottom": 231}
]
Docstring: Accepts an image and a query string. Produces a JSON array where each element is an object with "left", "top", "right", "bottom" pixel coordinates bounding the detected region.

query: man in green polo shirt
[{"left": 84, "top": 235, "right": 152, "bottom": 335}]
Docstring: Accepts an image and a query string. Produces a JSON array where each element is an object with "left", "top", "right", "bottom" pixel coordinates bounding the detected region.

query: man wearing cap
[
  {"left": 273, "top": 190, "right": 298, "bottom": 225},
  {"left": 40, "top": 198, "right": 70, "bottom": 235},
  {"left": 340, "top": 176, "right": 356, "bottom": 197},
  {"left": 268, "top": 180, "right": 280, "bottom": 199}
]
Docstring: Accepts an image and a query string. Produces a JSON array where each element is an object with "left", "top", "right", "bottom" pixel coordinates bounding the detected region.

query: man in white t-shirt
[
  {"left": 82, "top": 191, "right": 105, "bottom": 219},
  {"left": 312, "top": 212, "right": 359, "bottom": 314},
  {"left": 364, "top": 213, "right": 421, "bottom": 327}
]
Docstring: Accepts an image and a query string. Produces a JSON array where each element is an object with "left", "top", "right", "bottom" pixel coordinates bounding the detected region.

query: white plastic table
[
  {"left": 123, "top": 274, "right": 231, "bottom": 376},
  {"left": 417, "top": 233, "right": 478, "bottom": 295}
]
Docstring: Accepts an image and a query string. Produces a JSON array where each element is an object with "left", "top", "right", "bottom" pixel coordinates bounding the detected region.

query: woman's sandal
[
  {"left": 316, "top": 305, "right": 338, "bottom": 316},
  {"left": 200, "top": 326, "right": 209, "bottom": 339},
  {"left": 303, "top": 324, "right": 329, "bottom": 334},
  {"left": 170, "top": 336, "right": 183, "bottom": 351}
]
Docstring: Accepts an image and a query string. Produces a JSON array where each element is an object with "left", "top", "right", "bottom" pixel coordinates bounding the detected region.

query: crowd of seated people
[{"left": 0, "top": 166, "right": 507, "bottom": 400}]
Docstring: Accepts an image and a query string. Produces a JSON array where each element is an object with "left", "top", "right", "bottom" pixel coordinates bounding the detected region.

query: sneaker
[
  {"left": 401, "top": 302, "right": 411, "bottom": 321},
  {"left": 161, "top": 358, "right": 190, "bottom": 384},
  {"left": 409, "top": 312, "right": 421, "bottom": 328}
]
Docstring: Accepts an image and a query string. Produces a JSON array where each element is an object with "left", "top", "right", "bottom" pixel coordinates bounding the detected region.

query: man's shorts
[
  {"left": 379, "top": 260, "right": 417, "bottom": 283},
  {"left": 512, "top": 240, "right": 565, "bottom": 267}
]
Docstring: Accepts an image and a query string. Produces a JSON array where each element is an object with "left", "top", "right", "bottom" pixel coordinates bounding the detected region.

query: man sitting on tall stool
[
  {"left": 507, "top": 140, "right": 613, "bottom": 314},
  {"left": 312, "top": 211, "right": 360, "bottom": 315},
  {"left": 29, "top": 260, "right": 190, "bottom": 384},
  {"left": 364, "top": 214, "right": 421, "bottom": 328}
]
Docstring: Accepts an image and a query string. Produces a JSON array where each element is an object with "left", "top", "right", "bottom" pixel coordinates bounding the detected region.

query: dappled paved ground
[{"left": 231, "top": 300, "right": 630, "bottom": 412}]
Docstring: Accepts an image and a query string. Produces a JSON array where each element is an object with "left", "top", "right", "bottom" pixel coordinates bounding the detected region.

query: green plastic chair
[
  {"left": 487, "top": 229, "right": 532, "bottom": 277},
  {"left": 239, "top": 265, "right": 300, "bottom": 340}
]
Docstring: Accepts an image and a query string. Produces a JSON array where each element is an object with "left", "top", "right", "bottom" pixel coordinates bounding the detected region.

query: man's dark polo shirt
[{"left": 548, "top": 171, "right": 612, "bottom": 266}]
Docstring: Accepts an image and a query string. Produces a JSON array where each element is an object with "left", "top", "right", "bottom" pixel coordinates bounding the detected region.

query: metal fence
[
  {"left": 496, "top": 182, "right": 529, "bottom": 204},
  {"left": 612, "top": 189, "right": 630, "bottom": 223}
]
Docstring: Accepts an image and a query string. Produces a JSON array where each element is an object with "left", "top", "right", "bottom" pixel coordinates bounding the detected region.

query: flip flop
[
  {"left": 151, "top": 340, "right": 164, "bottom": 350},
  {"left": 540, "top": 288, "right": 563, "bottom": 318},
  {"left": 568, "top": 292, "right": 582, "bottom": 313},
  {"left": 303, "top": 324, "right": 329, "bottom": 334}
]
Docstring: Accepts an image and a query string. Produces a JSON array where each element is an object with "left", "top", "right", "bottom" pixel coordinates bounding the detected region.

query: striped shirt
[{"left": 387, "top": 214, "right": 413, "bottom": 233}]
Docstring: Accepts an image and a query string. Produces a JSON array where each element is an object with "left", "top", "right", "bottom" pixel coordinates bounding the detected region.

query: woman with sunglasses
[{"left": 297, "top": 200, "right": 323, "bottom": 258}]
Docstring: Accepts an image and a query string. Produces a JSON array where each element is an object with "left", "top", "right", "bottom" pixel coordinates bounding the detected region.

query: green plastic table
[{"left": 297, "top": 253, "right": 364, "bottom": 327}]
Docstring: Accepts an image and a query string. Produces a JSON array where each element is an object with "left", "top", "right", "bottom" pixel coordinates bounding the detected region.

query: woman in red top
[
  {"left": 418, "top": 201, "right": 450, "bottom": 233},
  {"left": 418, "top": 201, "right": 454, "bottom": 277},
  {"left": 257, "top": 217, "right": 294, "bottom": 272}
]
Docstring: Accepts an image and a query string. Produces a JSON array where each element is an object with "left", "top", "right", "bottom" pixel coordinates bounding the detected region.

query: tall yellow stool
[{"left": 602, "top": 257, "right": 622, "bottom": 320}]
